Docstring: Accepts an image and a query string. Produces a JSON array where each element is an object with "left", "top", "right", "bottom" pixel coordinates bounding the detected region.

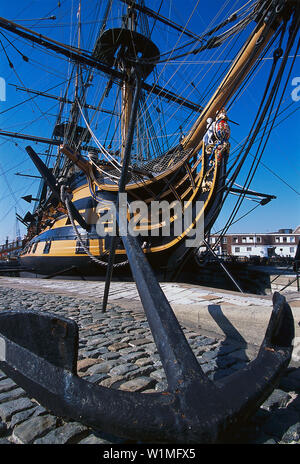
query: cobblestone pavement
[{"left": 0, "top": 282, "right": 299, "bottom": 445}]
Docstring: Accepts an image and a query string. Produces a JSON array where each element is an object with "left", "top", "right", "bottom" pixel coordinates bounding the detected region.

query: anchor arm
[
  {"left": 0, "top": 330, "right": 183, "bottom": 441},
  {"left": 0, "top": 289, "right": 294, "bottom": 443},
  {"left": 214, "top": 291, "right": 294, "bottom": 433}
]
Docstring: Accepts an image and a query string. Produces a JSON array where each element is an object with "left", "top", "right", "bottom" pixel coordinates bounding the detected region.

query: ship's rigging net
[{"left": 54, "top": 0, "right": 261, "bottom": 171}]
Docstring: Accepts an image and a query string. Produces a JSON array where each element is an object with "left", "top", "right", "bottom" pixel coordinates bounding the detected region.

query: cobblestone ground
[{"left": 0, "top": 286, "right": 299, "bottom": 445}]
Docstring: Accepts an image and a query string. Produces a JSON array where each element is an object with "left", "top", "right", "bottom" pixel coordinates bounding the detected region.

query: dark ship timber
[{"left": 0, "top": 0, "right": 298, "bottom": 279}]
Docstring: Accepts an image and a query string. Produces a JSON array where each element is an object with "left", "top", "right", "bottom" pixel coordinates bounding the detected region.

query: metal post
[
  {"left": 203, "top": 239, "right": 244, "bottom": 293},
  {"left": 102, "top": 71, "right": 142, "bottom": 312}
]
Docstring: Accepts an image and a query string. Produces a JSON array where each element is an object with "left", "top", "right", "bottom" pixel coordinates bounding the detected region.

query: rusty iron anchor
[
  {"left": 0, "top": 232, "right": 295, "bottom": 443},
  {"left": 0, "top": 1, "right": 298, "bottom": 442}
]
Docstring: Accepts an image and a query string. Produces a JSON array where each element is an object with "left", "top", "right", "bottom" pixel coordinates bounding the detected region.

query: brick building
[{"left": 209, "top": 227, "right": 300, "bottom": 258}]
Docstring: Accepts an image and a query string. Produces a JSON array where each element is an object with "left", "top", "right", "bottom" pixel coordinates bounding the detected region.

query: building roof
[{"left": 211, "top": 230, "right": 300, "bottom": 236}]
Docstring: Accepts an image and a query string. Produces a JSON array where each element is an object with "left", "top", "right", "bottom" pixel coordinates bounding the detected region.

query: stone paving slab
[
  {"left": 0, "top": 277, "right": 279, "bottom": 306},
  {"left": 0, "top": 278, "right": 298, "bottom": 444}
]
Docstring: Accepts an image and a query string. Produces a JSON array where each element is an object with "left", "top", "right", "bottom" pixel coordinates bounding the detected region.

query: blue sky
[{"left": 0, "top": 0, "right": 299, "bottom": 245}]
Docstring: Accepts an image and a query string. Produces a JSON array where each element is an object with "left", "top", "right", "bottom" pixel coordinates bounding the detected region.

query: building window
[
  {"left": 235, "top": 247, "right": 240, "bottom": 252},
  {"left": 242, "top": 237, "right": 246, "bottom": 243},
  {"left": 233, "top": 237, "right": 238, "bottom": 243},
  {"left": 248, "top": 237, "right": 253, "bottom": 241},
  {"left": 290, "top": 247, "right": 295, "bottom": 253},
  {"left": 43, "top": 241, "right": 51, "bottom": 254},
  {"left": 283, "top": 237, "right": 287, "bottom": 242},
  {"left": 247, "top": 247, "right": 252, "bottom": 251},
  {"left": 256, "top": 237, "right": 261, "bottom": 243},
  {"left": 275, "top": 237, "right": 280, "bottom": 243},
  {"left": 222, "top": 237, "right": 227, "bottom": 244}
]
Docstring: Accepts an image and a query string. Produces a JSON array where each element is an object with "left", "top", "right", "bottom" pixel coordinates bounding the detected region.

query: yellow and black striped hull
[{"left": 20, "top": 144, "right": 227, "bottom": 276}]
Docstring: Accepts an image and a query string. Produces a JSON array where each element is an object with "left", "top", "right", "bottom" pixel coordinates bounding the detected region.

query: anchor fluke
[
  {"left": 0, "top": 291, "right": 294, "bottom": 443},
  {"left": 261, "top": 291, "right": 294, "bottom": 349},
  {"left": 0, "top": 311, "right": 78, "bottom": 373}
]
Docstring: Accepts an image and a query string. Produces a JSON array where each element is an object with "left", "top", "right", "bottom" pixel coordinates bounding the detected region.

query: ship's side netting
[
  {"left": 99, "top": 147, "right": 194, "bottom": 183},
  {"left": 139, "top": 148, "right": 193, "bottom": 173}
]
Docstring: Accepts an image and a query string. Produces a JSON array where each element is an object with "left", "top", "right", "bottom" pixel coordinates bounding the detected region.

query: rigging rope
[
  {"left": 210, "top": 10, "right": 300, "bottom": 254},
  {"left": 77, "top": 99, "right": 122, "bottom": 175},
  {"left": 137, "top": 2, "right": 261, "bottom": 149},
  {"left": 139, "top": 0, "right": 257, "bottom": 64}
]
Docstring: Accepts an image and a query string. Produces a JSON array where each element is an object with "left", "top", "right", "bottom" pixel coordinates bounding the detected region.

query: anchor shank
[{"left": 118, "top": 223, "right": 210, "bottom": 391}]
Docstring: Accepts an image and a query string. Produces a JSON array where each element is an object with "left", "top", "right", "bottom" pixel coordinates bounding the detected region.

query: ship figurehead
[
  {"left": 203, "top": 108, "right": 231, "bottom": 163},
  {"left": 213, "top": 108, "right": 231, "bottom": 164}
]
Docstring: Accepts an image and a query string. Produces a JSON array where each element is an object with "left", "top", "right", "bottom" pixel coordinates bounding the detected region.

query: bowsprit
[{"left": 0, "top": 234, "right": 295, "bottom": 443}]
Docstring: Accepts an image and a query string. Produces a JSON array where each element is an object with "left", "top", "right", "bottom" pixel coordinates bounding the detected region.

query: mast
[
  {"left": 121, "top": 78, "right": 133, "bottom": 159},
  {"left": 70, "top": 0, "right": 82, "bottom": 138},
  {"left": 0, "top": 17, "right": 200, "bottom": 111},
  {"left": 119, "top": 0, "right": 205, "bottom": 41},
  {"left": 121, "top": 6, "right": 136, "bottom": 159},
  {"left": 74, "top": 0, "right": 81, "bottom": 103},
  {"left": 1, "top": 1, "right": 294, "bottom": 159}
]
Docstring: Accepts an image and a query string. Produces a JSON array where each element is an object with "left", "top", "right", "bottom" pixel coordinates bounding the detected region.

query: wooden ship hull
[{"left": 20, "top": 141, "right": 228, "bottom": 277}]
